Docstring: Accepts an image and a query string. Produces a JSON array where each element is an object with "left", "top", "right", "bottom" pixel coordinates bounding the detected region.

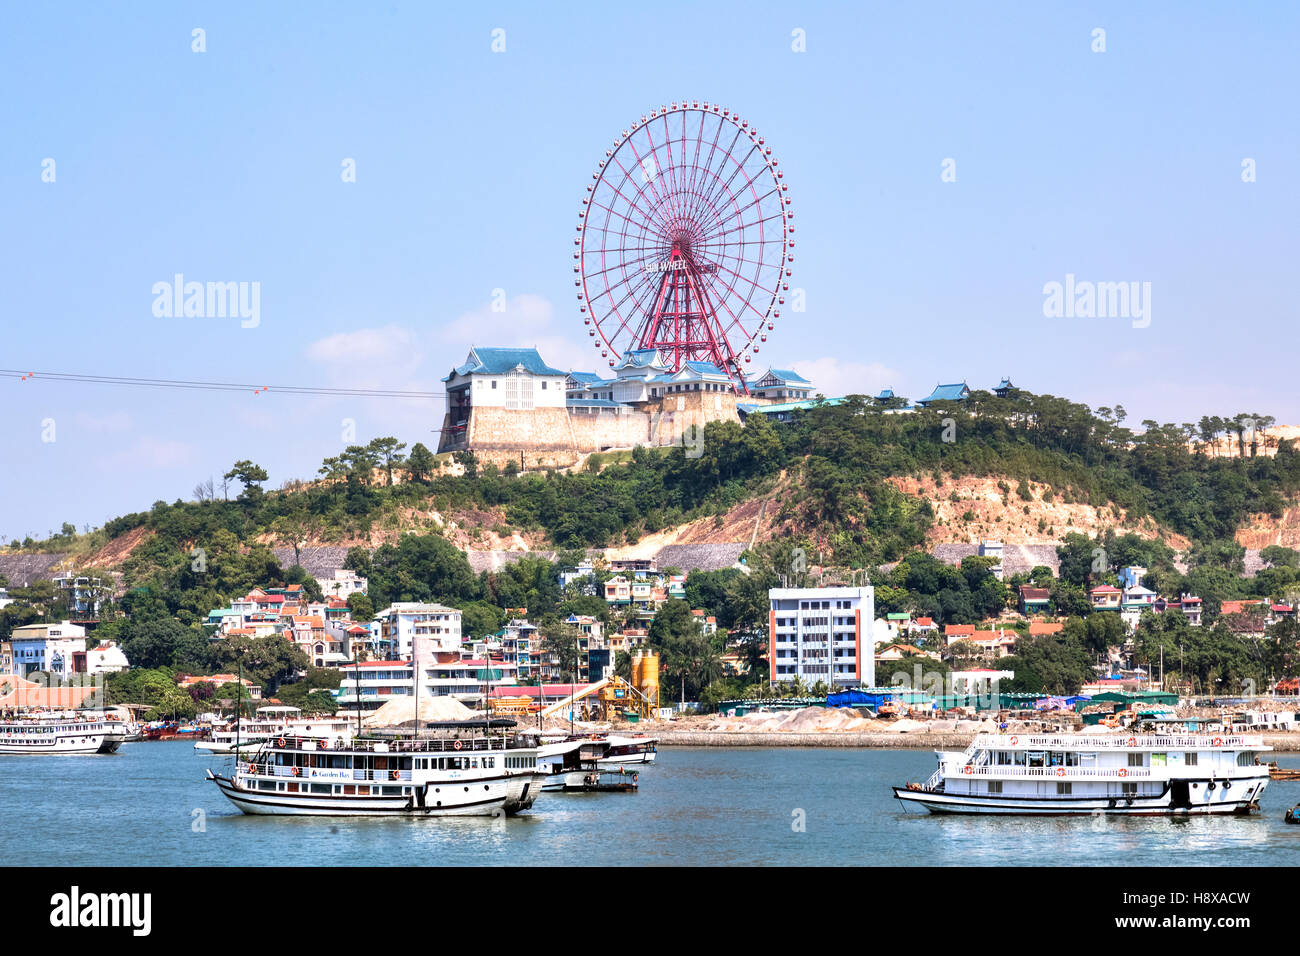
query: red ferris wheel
[{"left": 574, "top": 101, "right": 793, "bottom": 394}]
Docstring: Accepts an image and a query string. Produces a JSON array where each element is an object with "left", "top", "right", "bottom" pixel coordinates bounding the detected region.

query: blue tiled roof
[
  {"left": 749, "top": 368, "right": 811, "bottom": 385},
  {"left": 446, "top": 347, "right": 565, "bottom": 380},
  {"left": 681, "top": 360, "right": 728, "bottom": 377},
  {"left": 919, "top": 382, "right": 970, "bottom": 404},
  {"left": 618, "top": 349, "right": 667, "bottom": 368},
  {"left": 746, "top": 397, "right": 846, "bottom": 415},
  {"left": 567, "top": 371, "right": 604, "bottom": 384},
  {"left": 995, "top": 377, "right": 1014, "bottom": 390},
  {"left": 876, "top": 388, "right": 895, "bottom": 400}
]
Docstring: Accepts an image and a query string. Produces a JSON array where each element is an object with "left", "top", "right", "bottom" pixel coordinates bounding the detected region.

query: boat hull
[
  {"left": 0, "top": 733, "right": 117, "bottom": 755},
  {"left": 208, "top": 770, "right": 547, "bottom": 817},
  {"left": 893, "top": 779, "right": 1268, "bottom": 816}
]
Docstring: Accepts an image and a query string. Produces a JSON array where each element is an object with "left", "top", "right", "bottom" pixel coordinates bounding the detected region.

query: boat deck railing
[
  {"left": 977, "top": 733, "right": 1265, "bottom": 749},
  {"left": 949, "top": 764, "right": 1154, "bottom": 780},
  {"left": 247, "top": 734, "right": 535, "bottom": 755},
  {"left": 239, "top": 762, "right": 413, "bottom": 782}
]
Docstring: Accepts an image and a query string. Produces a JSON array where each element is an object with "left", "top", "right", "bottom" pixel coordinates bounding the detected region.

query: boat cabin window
[
  {"left": 995, "top": 751, "right": 1013, "bottom": 766},
  {"left": 1013, "top": 751, "right": 1026, "bottom": 766},
  {"left": 1127, "top": 752, "right": 1145, "bottom": 767},
  {"left": 1027, "top": 752, "right": 1045, "bottom": 768},
  {"left": 1080, "top": 752, "right": 1097, "bottom": 765},
  {"left": 1185, "top": 752, "right": 1198, "bottom": 766},
  {"left": 1237, "top": 752, "right": 1254, "bottom": 767}
]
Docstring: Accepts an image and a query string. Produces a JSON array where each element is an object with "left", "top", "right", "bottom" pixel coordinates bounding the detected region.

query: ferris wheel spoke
[
  {"left": 681, "top": 111, "right": 714, "bottom": 218},
  {"left": 695, "top": 162, "right": 779, "bottom": 242},
  {"left": 694, "top": 135, "right": 762, "bottom": 229},
  {"left": 593, "top": 172, "right": 672, "bottom": 241},
  {"left": 698, "top": 210, "right": 787, "bottom": 255},
  {"left": 627, "top": 127, "right": 683, "bottom": 234},
  {"left": 595, "top": 270, "right": 662, "bottom": 351}
]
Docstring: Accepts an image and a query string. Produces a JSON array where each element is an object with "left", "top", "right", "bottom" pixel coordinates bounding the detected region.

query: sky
[{"left": 1, "top": 1, "right": 1297, "bottom": 540}]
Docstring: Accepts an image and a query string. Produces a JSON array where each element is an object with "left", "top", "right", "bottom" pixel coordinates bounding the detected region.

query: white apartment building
[
  {"left": 768, "top": 586, "right": 874, "bottom": 688},
  {"left": 316, "top": 568, "right": 368, "bottom": 601},
  {"left": 375, "top": 603, "right": 463, "bottom": 659}
]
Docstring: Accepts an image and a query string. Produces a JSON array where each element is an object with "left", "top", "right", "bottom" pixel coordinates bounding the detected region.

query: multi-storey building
[
  {"left": 9, "top": 622, "right": 87, "bottom": 677},
  {"left": 374, "top": 603, "right": 462, "bottom": 660},
  {"left": 768, "top": 586, "right": 874, "bottom": 688}
]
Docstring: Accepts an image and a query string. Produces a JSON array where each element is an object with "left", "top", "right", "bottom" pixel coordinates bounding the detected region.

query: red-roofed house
[
  {"left": 944, "top": 624, "right": 976, "bottom": 645},
  {"left": 1028, "top": 621, "right": 1064, "bottom": 636},
  {"left": 1018, "top": 586, "right": 1051, "bottom": 616},
  {"left": 1089, "top": 585, "right": 1121, "bottom": 611}
]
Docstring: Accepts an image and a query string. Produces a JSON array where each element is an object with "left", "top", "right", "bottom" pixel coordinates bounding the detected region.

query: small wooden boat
[{"left": 1266, "top": 761, "right": 1300, "bottom": 781}]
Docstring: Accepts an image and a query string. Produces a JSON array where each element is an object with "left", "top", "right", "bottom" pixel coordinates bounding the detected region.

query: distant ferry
[
  {"left": 195, "top": 706, "right": 354, "bottom": 754},
  {"left": 537, "top": 737, "right": 644, "bottom": 792},
  {"left": 894, "top": 733, "right": 1270, "bottom": 815},
  {"left": 206, "top": 719, "right": 547, "bottom": 817},
  {"left": 540, "top": 733, "right": 658, "bottom": 767},
  {"left": 0, "top": 715, "right": 125, "bottom": 755}
]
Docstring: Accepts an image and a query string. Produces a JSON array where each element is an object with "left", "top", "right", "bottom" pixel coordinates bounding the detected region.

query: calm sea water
[{"left": 3, "top": 742, "right": 1299, "bottom": 866}]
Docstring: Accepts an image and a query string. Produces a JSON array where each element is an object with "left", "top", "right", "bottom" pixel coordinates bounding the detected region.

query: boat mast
[
  {"left": 412, "top": 634, "right": 420, "bottom": 738},
  {"left": 235, "top": 655, "right": 241, "bottom": 760}
]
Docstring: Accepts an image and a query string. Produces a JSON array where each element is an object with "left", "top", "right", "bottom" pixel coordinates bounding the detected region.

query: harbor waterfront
[{"left": 2, "top": 741, "right": 1298, "bottom": 867}]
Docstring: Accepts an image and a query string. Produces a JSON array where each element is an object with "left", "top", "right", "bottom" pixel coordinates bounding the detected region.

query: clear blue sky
[{"left": 1, "top": 1, "right": 1296, "bottom": 540}]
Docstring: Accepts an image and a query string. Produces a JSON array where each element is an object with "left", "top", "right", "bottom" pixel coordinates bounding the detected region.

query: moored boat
[
  {"left": 894, "top": 733, "right": 1270, "bottom": 816},
  {"left": 206, "top": 719, "right": 548, "bottom": 817},
  {"left": 195, "top": 705, "right": 353, "bottom": 754},
  {"left": 0, "top": 715, "right": 124, "bottom": 755},
  {"left": 595, "top": 734, "right": 657, "bottom": 766},
  {"left": 537, "top": 737, "right": 642, "bottom": 792}
]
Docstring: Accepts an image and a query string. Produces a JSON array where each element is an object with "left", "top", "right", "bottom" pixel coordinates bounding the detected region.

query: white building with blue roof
[{"left": 747, "top": 367, "right": 814, "bottom": 401}]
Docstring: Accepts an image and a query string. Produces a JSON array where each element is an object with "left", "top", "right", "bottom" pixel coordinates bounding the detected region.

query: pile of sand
[
  {"left": 690, "top": 707, "right": 1002, "bottom": 735},
  {"left": 362, "top": 695, "right": 476, "bottom": 728}
]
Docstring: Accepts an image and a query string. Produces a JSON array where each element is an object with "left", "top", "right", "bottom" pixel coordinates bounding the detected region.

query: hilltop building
[{"left": 438, "top": 346, "right": 815, "bottom": 468}]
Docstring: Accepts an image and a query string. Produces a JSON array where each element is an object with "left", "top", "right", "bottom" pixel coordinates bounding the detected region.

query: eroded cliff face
[{"left": 885, "top": 475, "right": 1187, "bottom": 548}]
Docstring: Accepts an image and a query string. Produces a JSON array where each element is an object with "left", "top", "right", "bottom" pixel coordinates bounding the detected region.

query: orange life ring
[
  {"left": 1056, "top": 767, "right": 1066, "bottom": 777},
  {"left": 1212, "top": 736, "right": 1223, "bottom": 746},
  {"left": 1009, "top": 736, "right": 1018, "bottom": 745},
  {"left": 277, "top": 737, "right": 286, "bottom": 748},
  {"left": 390, "top": 770, "right": 399, "bottom": 781},
  {"left": 1126, "top": 737, "right": 1137, "bottom": 747},
  {"left": 453, "top": 740, "right": 462, "bottom": 751},
  {"left": 1118, "top": 768, "right": 1128, "bottom": 778},
  {"left": 292, "top": 766, "right": 301, "bottom": 777},
  {"left": 320, "top": 738, "right": 329, "bottom": 750},
  {"left": 632, "top": 773, "right": 639, "bottom": 784},
  {"left": 963, "top": 766, "right": 973, "bottom": 775},
  {"left": 248, "top": 763, "right": 258, "bottom": 774}
]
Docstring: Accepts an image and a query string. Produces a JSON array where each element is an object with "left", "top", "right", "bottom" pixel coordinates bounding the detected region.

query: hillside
[{"left": 5, "top": 396, "right": 1300, "bottom": 604}]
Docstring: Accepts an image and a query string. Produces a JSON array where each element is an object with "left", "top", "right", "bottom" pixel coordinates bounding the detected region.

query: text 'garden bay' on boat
[{"left": 894, "top": 733, "right": 1270, "bottom": 815}]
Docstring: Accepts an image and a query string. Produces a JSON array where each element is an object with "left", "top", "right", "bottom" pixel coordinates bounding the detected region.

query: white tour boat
[
  {"left": 195, "top": 705, "right": 354, "bottom": 754},
  {"left": 0, "top": 715, "right": 126, "bottom": 755},
  {"left": 595, "top": 735, "right": 658, "bottom": 766},
  {"left": 894, "top": 733, "right": 1271, "bottom": 816},
  {"left": 206, "top": 719, "right": 548, "bottom": 816},
  {"left": 537, "top": 738, "right": 642, "bottom": 792}
]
